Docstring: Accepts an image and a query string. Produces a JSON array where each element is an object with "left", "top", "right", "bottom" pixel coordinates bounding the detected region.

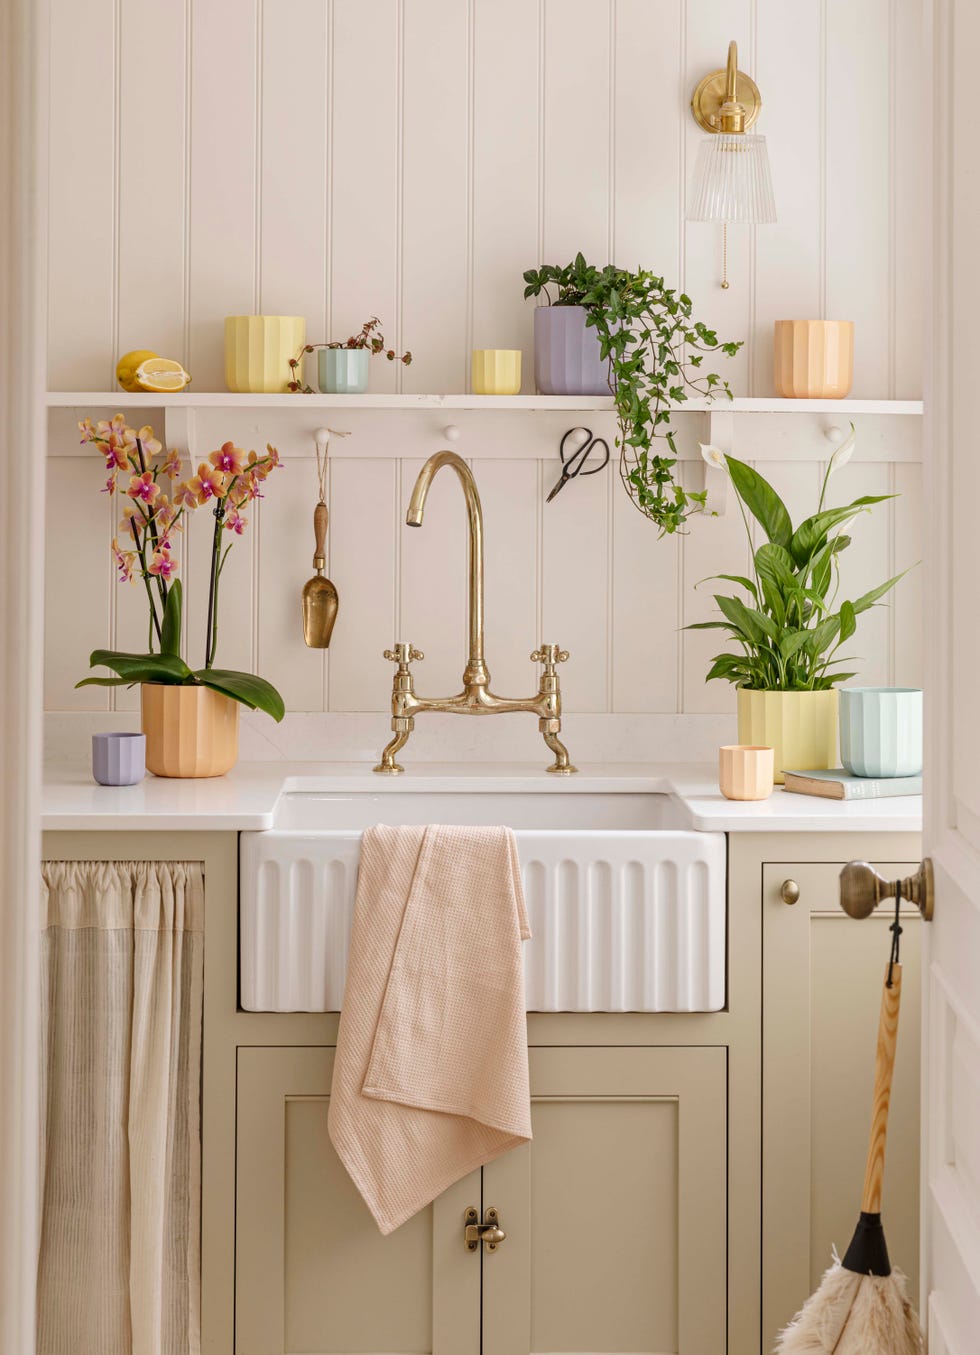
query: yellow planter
[
  {"left": 224, "top": 315, "right": 306, "bottom": 394},
  {"left": 773, "top": 320, "right": 854, "bottom": 399},
  {"left": 141, "top": 683, "right": 240, "bottom": 778},
  {"left": 471, "top": 349, "right": 522, "bottom": 395},
  {"left": 736, "top": 689, "right": 839, "bottom": 784}
]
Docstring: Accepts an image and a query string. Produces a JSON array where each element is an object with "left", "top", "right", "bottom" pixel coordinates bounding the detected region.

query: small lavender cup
[{"left": 92, "top": 732, "right": 146, "bottom": 786}]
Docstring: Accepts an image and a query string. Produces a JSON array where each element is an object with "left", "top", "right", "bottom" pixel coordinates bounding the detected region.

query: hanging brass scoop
[{"left": 302, "top": 427, "right": 348, "bottom": 648}]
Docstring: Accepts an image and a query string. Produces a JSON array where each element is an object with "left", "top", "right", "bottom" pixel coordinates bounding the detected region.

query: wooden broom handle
[
  {"left": 861, "top": 963, "right": 902, "bottom": 1213},
  {"left": 313, "top": 501, "right": 328, "bottom": 570}
]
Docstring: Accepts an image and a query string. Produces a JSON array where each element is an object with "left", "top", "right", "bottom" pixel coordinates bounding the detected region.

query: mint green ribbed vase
[{"left": 839, "top": 688, "right": 923, "bottom": 777}]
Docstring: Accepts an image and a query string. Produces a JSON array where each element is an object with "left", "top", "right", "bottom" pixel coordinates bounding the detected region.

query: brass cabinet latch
[{"left": 464, "top": 1205, "right": 506, "bottom": 1253}]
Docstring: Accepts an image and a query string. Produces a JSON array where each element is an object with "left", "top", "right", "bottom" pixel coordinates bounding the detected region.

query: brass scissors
[{"left": 546, "top": 427, "right": 611, "bottom": 502}]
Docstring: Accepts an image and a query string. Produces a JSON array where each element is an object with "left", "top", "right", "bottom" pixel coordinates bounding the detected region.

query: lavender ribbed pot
[
  {"left": 839, "top": 687, "right": 923, "bottom": 777},
  {"left": 533, "top": 305, "right": 610, "bottom": 396},
  {"left": 92, "top": 732, "right": 146, "bottom": 786}
]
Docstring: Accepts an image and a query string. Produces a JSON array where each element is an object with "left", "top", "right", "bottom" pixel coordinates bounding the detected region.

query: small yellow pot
[
  {"left": 471, "top": 349, "right": 522, "bottom": 395},
  {"left": 737, "top": 689, "right": 839, "bottom": 785},
  {"left": 719, "top": 745, "right": 775, "bottom": 801},
  {"left": 141, "top": 683, "right": 240, "bottom": 778},
  {"left": 773, "top": 320, "right": 854, "bottom": 399},
  {"left": 224, "top": 315, "right": 306, "bottom": 394}
]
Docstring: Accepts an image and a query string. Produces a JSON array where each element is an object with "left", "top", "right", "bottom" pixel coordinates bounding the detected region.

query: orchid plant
[
  {"left": 76, "top": 415, "right": 285, "bottom": 720},
  {"left": 690, "top": 426, "right": 910, "bottom": 691}
]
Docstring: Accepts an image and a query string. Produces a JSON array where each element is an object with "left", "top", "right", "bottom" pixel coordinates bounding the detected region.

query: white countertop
[{"left": 41, "top": 761, "right": 923, "bottom": 834}]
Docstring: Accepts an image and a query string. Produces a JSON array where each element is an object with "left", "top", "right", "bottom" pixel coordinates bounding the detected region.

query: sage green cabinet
[{"left": 234, "top": 1044, "right": 728, "bottom": 1355}]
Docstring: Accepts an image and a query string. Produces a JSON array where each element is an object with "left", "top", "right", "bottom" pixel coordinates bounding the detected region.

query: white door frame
[{"left": 0, "top": 0, "right": 48, "bottom": 1351}]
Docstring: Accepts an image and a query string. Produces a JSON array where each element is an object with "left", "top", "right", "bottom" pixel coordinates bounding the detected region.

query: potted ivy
[
  {"left": 690, "top": 430, "right": 909, "bottom": 781},
  {"left": 524, "top": 255, "right": 741, "bottom": 533},
  {"left": 77, "top": 416, "right": 285, "bottom": 777},
  {"left": 287, "top": 316, "right": 412, "bottom": 395}
]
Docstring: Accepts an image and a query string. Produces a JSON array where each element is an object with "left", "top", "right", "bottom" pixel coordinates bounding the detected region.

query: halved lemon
[
  {"left": 116, "top": 349, "right": 158, "bottom": 391},
  {"left": 135, "top": 357, "right": 192, "bottom": 393}
]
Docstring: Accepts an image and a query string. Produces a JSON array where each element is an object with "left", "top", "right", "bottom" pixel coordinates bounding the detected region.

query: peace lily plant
[
  {"left": 78, "top": 416, "right": 285, "bottom": 773},
  {"left": 692, "top": 427, "right": 910, "bottom": 779}
]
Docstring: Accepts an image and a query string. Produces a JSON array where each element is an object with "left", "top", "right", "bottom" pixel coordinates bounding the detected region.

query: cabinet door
[
  {"left": 482, "top": 1046, "right": 727, "bottom": 1355},
  {"left": 235, "top": 1046, "right": 480, "bottom": 1355},
  {"left": 762, "top": 861, "right": 921, "bottom": 1352}
]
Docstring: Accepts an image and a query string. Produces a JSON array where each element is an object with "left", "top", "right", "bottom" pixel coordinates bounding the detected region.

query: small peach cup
[{"left": 719, "top": 745, "right": 775, "bottom": 801}]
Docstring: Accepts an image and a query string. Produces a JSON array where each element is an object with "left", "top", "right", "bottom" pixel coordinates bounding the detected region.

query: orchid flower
[
  {"left": 118, "top": 506, "right": 139, "bottom": 541},
  {"left": 137, "top": 425, "right": 162, "bottom": 460},
  {"left": 148, "top": 549, "right": 178, "bottom": 581},
  {"left": 126, "top": 470, "right": 160, "bottom": 505},
  {"left": 102, "top": 473, "right": 118, "bottom": 495},
  {"left": 161, "top": 446, "right": 183, "bottom": 479},
  {"left": 223, "top": 507, "right": 248, "bottom": 535},
  {"left": 187, "top": 461, "right": 225, "bottom": 504},
  {"left": 172, "top": 480, "right": 199, "bottom": 510},
  {"left": 209, "top": 441, "right": 245, "bottom": 476},
  {"left": 110, "top": 538, "right": 138, "bottom": 583},
  {"left": 155, "top": 494, "right": 181, "bottom": 534}
]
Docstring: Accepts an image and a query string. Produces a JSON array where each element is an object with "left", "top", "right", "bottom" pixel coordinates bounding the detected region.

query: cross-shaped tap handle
[
  {"left": 531, "top": 644, "right": 570, "bottom": 668},
  {"left": 383, "top": 643, "right": 424, "bottom": 667}
]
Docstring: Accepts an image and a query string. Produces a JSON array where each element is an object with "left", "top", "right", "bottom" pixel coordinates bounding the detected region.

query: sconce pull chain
[{"left": 721, "top": 223, "right": 730, "bottom": 290}]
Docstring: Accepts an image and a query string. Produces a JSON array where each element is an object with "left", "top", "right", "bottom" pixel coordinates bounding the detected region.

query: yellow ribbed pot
[
  {"left": 224, "top": 315, "right": 306, "bottom": 393},
  {"left": 141, "top": 684, "right": 240, "bottom": 778},
  {"left": 471, "top": 348, "right": 522, "bottom": 395},
  {"left": 736, "top": 690, "right": 839, "bottom": 784}
]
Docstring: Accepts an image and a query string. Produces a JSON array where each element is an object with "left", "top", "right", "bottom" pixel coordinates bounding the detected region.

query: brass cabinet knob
[{"left": 780, "top": 879, "right": 801, "bottom": 906}]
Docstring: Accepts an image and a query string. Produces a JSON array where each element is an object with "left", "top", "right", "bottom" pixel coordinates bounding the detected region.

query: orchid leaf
[{"left": 193, "top": 668, "right": 285, "bottom": 722}]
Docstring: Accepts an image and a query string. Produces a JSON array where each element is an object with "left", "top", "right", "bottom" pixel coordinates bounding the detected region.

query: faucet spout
[{"left": 406, "top": 451, "right": 487, "bottom": 686}]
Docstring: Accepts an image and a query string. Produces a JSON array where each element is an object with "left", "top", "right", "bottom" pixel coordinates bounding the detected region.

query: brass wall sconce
[{"left": 688, "top": 40, "right": 776, "bottom": 288}]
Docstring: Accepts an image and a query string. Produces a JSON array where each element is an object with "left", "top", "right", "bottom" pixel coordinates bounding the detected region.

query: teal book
[{"left": 783, "top": 768, "right": 922, "bottom": 800}]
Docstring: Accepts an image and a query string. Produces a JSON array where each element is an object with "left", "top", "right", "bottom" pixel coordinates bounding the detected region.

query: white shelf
[{"left": 46, "top": 391, "right": 924, "bottom": 415}]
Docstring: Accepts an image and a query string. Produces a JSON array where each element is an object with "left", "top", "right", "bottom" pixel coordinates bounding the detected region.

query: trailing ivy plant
[
  {"left": 523, "top": 254, "right": 742, "bottom": 534},
  {"left": 689, "top": 430, "right": 910, "bottom": 690}
]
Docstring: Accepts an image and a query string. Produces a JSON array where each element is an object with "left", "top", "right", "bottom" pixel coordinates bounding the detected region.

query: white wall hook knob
[
  {"left": 443, "top": 424, "right": 461, "bottom": 442},
  {"left": 825, "top": 425, "right": 843, "bottom": 443},
  {"left": 315, "top": 427, "right": 331, "bottom": 453}
]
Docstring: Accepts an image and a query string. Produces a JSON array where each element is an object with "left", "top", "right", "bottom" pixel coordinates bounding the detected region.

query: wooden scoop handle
[
  {"left": 861, "top": 963, "right": 902, "bottom": 1214},
  {"left": 313, "top": 500, "right": 328, "bottom": 569}
]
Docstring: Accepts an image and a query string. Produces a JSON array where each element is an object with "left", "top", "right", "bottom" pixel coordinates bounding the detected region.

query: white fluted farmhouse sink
[{"left": 239, "top": 784, "right": 726, "bottom": 1014}]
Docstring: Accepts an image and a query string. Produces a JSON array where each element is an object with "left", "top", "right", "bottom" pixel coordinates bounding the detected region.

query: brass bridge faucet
[{"left": 374, "top": 451, "right": 576, "bottom": 775}]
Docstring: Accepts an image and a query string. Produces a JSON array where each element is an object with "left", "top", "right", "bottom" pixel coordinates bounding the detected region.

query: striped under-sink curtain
[{"left": 37, "top": 861, "right": 204, "bottom": 1355}]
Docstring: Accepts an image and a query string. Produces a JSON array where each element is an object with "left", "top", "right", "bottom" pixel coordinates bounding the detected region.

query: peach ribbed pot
[
  {"left": 736, "top": 689, "right": 839, "bottom": 784},
  {"left": 719, "top": 745, "right": 775, "bottom": 801},
  {"left": 141, "top": 683, "right": 240, "bottom": 778},
  {"left": 773, "top": 320, "right": 854, "bottom": 398}
]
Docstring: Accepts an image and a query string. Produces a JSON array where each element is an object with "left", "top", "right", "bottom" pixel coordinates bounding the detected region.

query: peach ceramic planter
[
  {"left": 737, "top": 689, "right": 839, "bottom": 785},
  {"left": 471, "top": 349, "right": 522, "bottom": 395},
  {"left": 773, "top": 320, "right": 854, "bottom": 398},
  {"left": 719, "top": 745, "right": 775, "bottom": 801},
  {"left": 141, "top": 683, "right": 240, "bottom": 778},
  {"left": 224, "top": 315, "right": 306, "bottom": 393}
]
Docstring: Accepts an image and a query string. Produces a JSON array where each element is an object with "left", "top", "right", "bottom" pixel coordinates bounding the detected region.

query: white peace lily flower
[
  {"left": 700, "top": 443, "right": 727, "bottom": 470},
  {"left": 828, "top": 423, "right": 856, "bottom": 475}
]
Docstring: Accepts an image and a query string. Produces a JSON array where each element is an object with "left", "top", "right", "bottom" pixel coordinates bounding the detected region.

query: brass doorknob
[
  {"left": 839, "top": 859, "right": 935, "bottom": 921},
  {"left": 464, "top": 1205, "right": 506, "bottom": 1252},
  {"left": 780, "top": 879, "right": 800, "bottom": 905}
]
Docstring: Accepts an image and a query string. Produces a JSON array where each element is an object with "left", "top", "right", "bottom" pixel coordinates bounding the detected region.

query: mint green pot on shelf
[
  {"left": 839, "top": 687, "right": 923, "bottom": 778},
  {"left": 318, "top": 348, "right": 371, "bottom": 394}
]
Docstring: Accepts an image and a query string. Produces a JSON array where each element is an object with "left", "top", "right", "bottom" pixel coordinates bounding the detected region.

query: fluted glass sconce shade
[
  {"left": 688, "top": 133, "right": 776, "bottom": 224},
  {"left": 687, "top": 40, "right": 776, "bottom": 286}
]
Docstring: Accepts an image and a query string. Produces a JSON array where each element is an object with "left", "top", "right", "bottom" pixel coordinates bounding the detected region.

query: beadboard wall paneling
[
  {"left": 44, "top": 0, "right": 926, "bottom": 720},
  {"left": 46, "top": 0, "right": 926, "bottom": 398},
  {"left": 46, "top": 408, "right": 923, "bottom": 717}
]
